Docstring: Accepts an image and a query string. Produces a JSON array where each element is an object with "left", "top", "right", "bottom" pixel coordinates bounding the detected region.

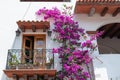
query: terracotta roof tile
[
  {"left": 77, "top": 0, "right": 120, "bottom": 4},
  {"left": 17, "top": 21, "right": 50, "bottom": 32}
]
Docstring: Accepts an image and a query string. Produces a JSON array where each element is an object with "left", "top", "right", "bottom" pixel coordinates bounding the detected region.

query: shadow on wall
[{"left": 97, "top": 37, "right": 120, "bottom": 54}]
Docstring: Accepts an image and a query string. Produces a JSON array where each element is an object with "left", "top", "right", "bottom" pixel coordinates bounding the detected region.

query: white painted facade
[
  {"left": 0, "top": 0, "right": 120, "bottom": 80},
  {"left": 74, "top": 14, "right": 120, "bottom": 80}
]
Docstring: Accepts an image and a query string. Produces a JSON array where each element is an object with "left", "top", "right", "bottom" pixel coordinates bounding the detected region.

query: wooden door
[
  {"left": 22, "top": 37, "right": 33, "bottom": 63},
  {"left": 34, "top": 35, "right": 46, "bottom": 68}
]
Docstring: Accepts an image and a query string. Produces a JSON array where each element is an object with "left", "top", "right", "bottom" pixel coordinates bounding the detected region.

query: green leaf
[{"left": 63, "top": 4, "right": 66, "bottom": 8}]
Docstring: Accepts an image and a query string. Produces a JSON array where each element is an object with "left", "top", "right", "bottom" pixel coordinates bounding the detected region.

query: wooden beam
[
  {"left": 100, "top": 7, "right": 109, "bottom": 16},
  {"left": 97, "top": 25, "right": 106, "bottom": 31},
  {"left": 109, "top": 23, "right": 119, "bottom": 38},
  {"left": 113, "top": 28, "right": 120, "bottom": 38},
  {"left": 117, "top": 25, "right": 120, "bottom": 38},
  {"left": 32, "top": 25, "right": 36, "bottom": 32},
  {"left": 33, "top": 74, "right": 39, "bottom": 80},
  {"left": 23, "top": 74, "right": 29, "bottom": 80},
  {"left": 20, "top": 25, "right": 25, "bottom": 32},
  {"left": 117, "top": 32, "right": 120, "bottom": 38},
  {"left": 102, "top": 24, "right": 115, "bottom": 38},
  {"left": 112, "top": 7, "right": 120, "bottom": 17},
  {"left": 86, "top": 31, "right": 97, "bottom": 34},
  {"left": 43, "top": 26, "right": 46, "bottom": 32},
  {"left": 44, "top": 74, "right": 49, "bottom": 80},
  {"left": 12, "top": 74, "right": 18, "bottom": 80},
  {"left": 88, "top": 7, "right": 96, "bottom": 17}
]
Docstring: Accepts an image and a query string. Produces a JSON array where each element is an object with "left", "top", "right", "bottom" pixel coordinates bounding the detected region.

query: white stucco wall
[
  {"left": 74, "top": 14, "right": 120, "bottom": 80},
  {"left": 94, "top": 54, "right": 120, "bottom": 80},
  {"left": 74, "top": 14, "right": 120, "bottom": 31}
]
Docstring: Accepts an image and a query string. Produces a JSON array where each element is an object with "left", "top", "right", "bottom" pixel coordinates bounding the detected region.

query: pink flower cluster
[{"left": 36, "top": 7, "right": 102, "bottom": 80}]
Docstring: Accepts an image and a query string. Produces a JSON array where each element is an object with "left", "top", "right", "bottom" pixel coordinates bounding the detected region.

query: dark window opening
[
  {"left": 24, "top": 36, "right": 34, "bottom": 63},
  {"left": 97, "top": 37, "right": 120, "bottom": 54},
  {"left": 97, "top": 23, "right": 120, "bottom": 54}
]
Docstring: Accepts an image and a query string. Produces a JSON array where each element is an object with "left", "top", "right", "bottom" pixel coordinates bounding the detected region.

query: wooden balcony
[
  {"left": 75, "top": 0, "right": 120, "bottom": 17},
  {"left": 4, "top": 69, "right": 56, "bottom": 80},
  {"left": 4, "top": 49, "right": 56, "bottom": 80}
]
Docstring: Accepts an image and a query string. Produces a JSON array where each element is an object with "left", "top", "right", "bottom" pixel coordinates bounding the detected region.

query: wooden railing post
[{"left": 33, "top": 74, "right": 39, "bottom": 80}]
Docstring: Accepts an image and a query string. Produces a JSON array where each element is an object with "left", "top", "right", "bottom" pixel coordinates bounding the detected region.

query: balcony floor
[{"left": 3, "top": 69, "right": 56, "bottom": 78}]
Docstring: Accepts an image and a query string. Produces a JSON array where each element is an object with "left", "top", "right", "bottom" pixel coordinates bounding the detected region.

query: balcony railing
[{"left": 6, "top": 49, "right": 54, "bottom": 70}]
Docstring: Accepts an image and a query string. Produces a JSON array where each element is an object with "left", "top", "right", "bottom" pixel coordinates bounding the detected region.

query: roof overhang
[
  {"left": 75, "top": 0, "right": 120, "bottom": 16},
  {"left": 17, "top": 21, "right": 50, "bottom": 32}
]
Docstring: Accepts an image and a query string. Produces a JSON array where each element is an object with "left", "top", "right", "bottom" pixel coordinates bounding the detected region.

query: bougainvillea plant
[{"left": 36, "top": 5, "right": 103, "bottom": 80}]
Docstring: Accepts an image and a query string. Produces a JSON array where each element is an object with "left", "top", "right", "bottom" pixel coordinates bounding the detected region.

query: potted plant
[{"left": 8, "top": 54, "right": 19, "bottom": 69}]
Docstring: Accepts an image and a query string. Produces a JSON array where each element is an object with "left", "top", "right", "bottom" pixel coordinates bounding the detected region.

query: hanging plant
[{"left": 36, "top": 5, "right": 103, "bottom": 80}]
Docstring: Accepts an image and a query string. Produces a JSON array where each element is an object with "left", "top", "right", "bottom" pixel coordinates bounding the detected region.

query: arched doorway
[
  {"left": 94, "top": 23, "right": 120, "bottom": 80},
  {"left": 97, "top": 23, "right": 120, "bottom": 54}
]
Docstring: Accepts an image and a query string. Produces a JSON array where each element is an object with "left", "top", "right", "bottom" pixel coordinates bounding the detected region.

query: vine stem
[{"left": 86, "top": 63, "right": 92, "bottom": 80}]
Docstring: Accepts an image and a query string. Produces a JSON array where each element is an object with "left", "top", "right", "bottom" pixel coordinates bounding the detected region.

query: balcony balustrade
[
  {"left": 4, "top": 49, "right": 56, "bottom": 80},
  {"left": 6, "top": 49, "right": 54, "bottom": 70}
]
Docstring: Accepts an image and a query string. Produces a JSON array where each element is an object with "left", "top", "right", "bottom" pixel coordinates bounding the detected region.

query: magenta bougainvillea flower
[
  {"left": 36, "top": 5, "right": 102, "bottom": 80},
  {"left": 52, "top": 48, "right": 58, "bottom": 54}
]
